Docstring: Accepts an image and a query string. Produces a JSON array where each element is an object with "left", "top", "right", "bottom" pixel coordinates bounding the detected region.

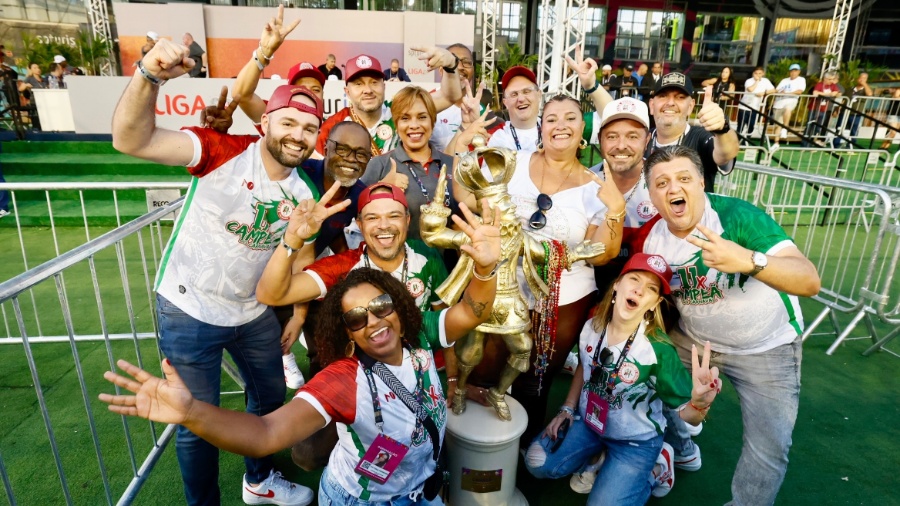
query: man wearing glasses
[
  {"left": 488, "top": 66, "right": 544, "bottom": 154},
  {"left": 432, "top": 43, "right": 495, "bottom": 151}
]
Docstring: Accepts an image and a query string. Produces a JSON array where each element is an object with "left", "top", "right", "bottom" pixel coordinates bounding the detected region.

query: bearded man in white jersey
[
  {"left": 112, "top": 38, "right": 351, "bottom": 506},
  {"left": 630, "top": 145, "right": 820, "bottom": 506}
]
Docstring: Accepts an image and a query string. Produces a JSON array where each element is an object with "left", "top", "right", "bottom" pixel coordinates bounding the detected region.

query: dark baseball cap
[
  {"left": 287, "top": 62, "right": 326, "bottom": 86},
  {"left": 345, "top": 54, "right": 384, "bottom": 83},
  {"left": 656, "top": 72, "right": 694, "bottom": 96},
  {"left": 500, "top": 65, "right": 537, "bottom": 90},
  {"left": 264, "top": 85, "right": 324, "bottom": 121},
  {"left": 357, "top": 183, "right": 408, "bottom": 214}
]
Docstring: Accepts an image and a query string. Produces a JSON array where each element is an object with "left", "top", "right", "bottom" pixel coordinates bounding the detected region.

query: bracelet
[
  {"left": 558, "top": 405, "right": 575, "bottom": 417},
  {"left": 712, "top": 121, "right": 731, "bottom": 135},
  {"left": 605, "top": 207, "right": 626, "bottom": 223},
  {"left": 252, "top": 49, "right": 268, "bottom": 71},
  {"left": 689, "top": 400, "right": 710, "bottom": 412},
  {"left": 583, "top": 81, "right": 599, "bottom": 94},
  {"left": 136, "top": 60, "right": 164, "bottom": 86},
  {"left": 472, "top": 263, "right": 498, "bottom": 281},
  {"left": 447, "top": 377, "right": 458, "bottom": 383},
  {"left": 258, "top": 44, "right": 274, "bottom": 62},
  {"left": 442, "top": 55, "right": 459, "bottom": 74}
]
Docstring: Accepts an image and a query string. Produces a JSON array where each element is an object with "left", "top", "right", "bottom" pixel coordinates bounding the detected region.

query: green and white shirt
[
  {"left": 639, "top": 193, "right": 804, "bottom": 354},
  {"left": 578, "top": 321, "right": 692, "bottom": 440}
]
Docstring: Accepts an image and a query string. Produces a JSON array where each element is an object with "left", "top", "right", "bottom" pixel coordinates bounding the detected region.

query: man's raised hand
[
  {"left": 411, "top": 46, "right": 457, "bottom": 72},
  {"left": 142, "top": 39, "right": 194, "bottom": 81},
  {"left": 564, "top": 45, "right": 599, "bottom": 92},
  {"left": 259, "top": 4, "right": 301, "bottom": 57},
  {"left": 685, "top": 223, "right": 754, "bottom": 274},
  {"left": 201, "top": 86, "right": 241, "bottom": 134},
  {"left": 697, "top": 85, "right": 727, "bottom": 132}
]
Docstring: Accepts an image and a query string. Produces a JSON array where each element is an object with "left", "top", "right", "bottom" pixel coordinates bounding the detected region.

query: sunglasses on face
[
  {"left": 529, "top": 193, "right": 553, "bottom": 229},
  {"left": 327, "top": 139, "right": 372, "bottom": 164},
  {"left": 589, "top": 347, "right": 615, "bottom": 385},
  {"left": 342, "top": 293, "right": 395, "bottom": 331}
]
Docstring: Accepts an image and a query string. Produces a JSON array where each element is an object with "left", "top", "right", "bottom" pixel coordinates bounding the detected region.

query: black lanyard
[
  {"left": 406, "top": 162, "right": 451, "bottom": 207},
  {"left": 592, "top": 325, "right": 639, "bottom": 396},
  {"left": 509, "top": 121, "right": 540, "bottom": 151},
  {"left": 364, "top": 244, "right": 409, "bottom": 283},
  {"left": 646, "top": 127, "right": 686, "bottom": 159}
]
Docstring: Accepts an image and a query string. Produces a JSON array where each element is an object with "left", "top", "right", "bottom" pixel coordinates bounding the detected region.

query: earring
[
  {"left": 611, "top": 290, "right": 617, "bottom": 304},
  {"left": 644, "top": 310, "right": 654, "bottom": 322},
  {"left": 579, "top": 138, "right": 588, "bottom": 150},
  {"left": 345, "top": 340, "right": 356, "bottom": 357},
  {"left": 536, "top": 138, "right": 544, "bottom": 152}
]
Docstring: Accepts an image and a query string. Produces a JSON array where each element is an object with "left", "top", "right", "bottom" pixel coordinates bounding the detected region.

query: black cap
[
  {"left": 656, "top": 72, "right": 694, "bottom": 96},
  {"left": 625, "top": 64, "right": 634, "bottom": 71}
]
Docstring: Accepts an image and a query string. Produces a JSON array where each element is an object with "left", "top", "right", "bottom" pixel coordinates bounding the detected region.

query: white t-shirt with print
[
  {"left": 773, "top": 76, "right": 807, "bottom": 109},
  {"left": 488, "top": 123, "right": 540, "bottom": 154}
]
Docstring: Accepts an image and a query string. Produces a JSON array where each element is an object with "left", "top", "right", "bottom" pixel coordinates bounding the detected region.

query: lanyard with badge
[
  {"left": 354, "top": 348, "right": 440, "bottom": 485},
  {"left": 583, "top": 325, "right": 638, "bottom": 435},
  {"left": 407, "top": 163, "right": 451, "bottom": 207},
  {"left": 509, "top": 121, "right": 540, "bottom": 151},
  {"left": 364, "top": 244, "right": 410, "bottom": 284}
]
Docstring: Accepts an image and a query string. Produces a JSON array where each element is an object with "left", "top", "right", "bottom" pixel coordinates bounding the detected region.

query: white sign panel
[{"left": 146, "top": 189, "right": 183, "bottom": 221}]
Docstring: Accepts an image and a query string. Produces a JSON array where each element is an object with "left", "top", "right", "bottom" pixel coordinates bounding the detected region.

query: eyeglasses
[
  {"left": 528, "top": 193, "right": 553, "bottom": 229},
  {"left": 327, "top": 139, "right": 372, "bottom": 164},
  {"left": 458, "top": 58, "right": 474, "bottom": 69},
  {"left": 504, "top": 86, "right": 538, "bottom": 100},
  {"left": 589, "top": 347, "right": 615, "bottom": 385},
  {"left": 342, "top": 293, "right": 395, "bottom": 331}
]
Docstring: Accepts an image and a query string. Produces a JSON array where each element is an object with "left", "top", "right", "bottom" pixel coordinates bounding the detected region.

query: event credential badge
[
  {"left": 354, "top": 433, "right": 409, "bottom": 484},
  {"left": 584, "top": 391, "right": 609, "bottom": 435}
]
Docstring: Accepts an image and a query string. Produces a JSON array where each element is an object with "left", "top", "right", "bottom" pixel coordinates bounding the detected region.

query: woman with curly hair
[
  {"left": 100, "top": 202, "right": 502, "bottom": 506},
  {"left": 524, "top": 253, "right": 720, "bottom": 504}
]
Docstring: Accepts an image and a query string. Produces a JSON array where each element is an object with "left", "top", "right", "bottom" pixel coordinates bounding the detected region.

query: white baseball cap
[
  {"left": 53, "top": 55, "right": 66, "bottom": 64},
  {"left": 601, "top": 64, "right": 612, "bottom": 71},
  {"left": 600, "top": 97, "right": 650, "bottom": 130}
]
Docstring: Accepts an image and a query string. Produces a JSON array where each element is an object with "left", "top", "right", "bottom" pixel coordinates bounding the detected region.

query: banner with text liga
[{"left": 64, "top": 76, "right": 439, "bottom": 135}]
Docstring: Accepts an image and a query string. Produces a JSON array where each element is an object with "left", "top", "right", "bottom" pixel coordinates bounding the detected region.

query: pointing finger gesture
[{"left": 684, "top": 223, "right": 754, "bottom": 274}]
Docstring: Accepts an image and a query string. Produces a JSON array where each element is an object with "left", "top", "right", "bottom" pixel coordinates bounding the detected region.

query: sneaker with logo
[
  {"left": 686, "top": 421, "right": 703, "bottom": 437},
  {"left": 282, "top": 353, "right": 305, "bottom": 390},
  {"left": 673, "top": 441, "right": 702, "bottom": 472},
  {"left": 569, "top": 469, "right": 597, "bottom": 494},
  {"left": 650, "top": 442, "right": 675, "bottom": 497},
  {"left": 243, "top": 470, "right": 313, "bottom": 506},
  {"left": 561, "top": 351, "right": 578, "bottom": 375}
]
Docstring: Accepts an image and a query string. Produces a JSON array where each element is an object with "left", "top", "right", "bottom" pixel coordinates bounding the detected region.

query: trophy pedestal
[{"left": 445, "top": 397, "right": 529, "bottom": 506}]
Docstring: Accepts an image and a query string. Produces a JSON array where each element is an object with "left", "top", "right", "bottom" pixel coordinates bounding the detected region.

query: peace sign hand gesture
[
  {"left": 564, "top": 45, "right": 599, "bottom": 92},
  {"left": 685, "top": 223, "right": 754, "bottom": 275},
  {"left": 285, "top": 182, "right": 352, "bottom": 246},
  {"left": 460, "top": 80, "right": 486, "bottom": 126},
  {"left": 201, "top": 86, "right": 241, "bottom": 134},
  {"left": 259, "top": 4, "right": 301, "bottom": 57},
  {"left": 690, "top": 341, "right": 721, "bottom": 410},
  {"left": 696, "top": 85, "right": 727, "bottom": 133}
]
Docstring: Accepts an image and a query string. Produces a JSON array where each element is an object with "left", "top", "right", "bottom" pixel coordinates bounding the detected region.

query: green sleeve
[
  {"left": 650, "top": 339, "right": 693, "bottom": 408},
  {"left": 710, "top": 194, "right": 793, "bottom": 254},
  {"left": 418, "top": 309, "right": 445, "bottom": 350},
  {"left": 409, "top": 239, "right": 449, "bottom": 307},
  {"left": 583, "top": 111, "right": 595, "bottom": 142}
]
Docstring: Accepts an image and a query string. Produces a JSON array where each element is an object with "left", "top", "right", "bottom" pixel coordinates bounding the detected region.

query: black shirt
[{"left": 318, "top": 64, "right": 342, "bottom": 80}]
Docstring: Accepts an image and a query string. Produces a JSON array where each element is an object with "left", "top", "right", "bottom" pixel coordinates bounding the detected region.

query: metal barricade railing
[
  {"left": 0, "top": 182, "right": 189, "bottom": 341},
  {"left": 716, "top": 161, "right": 899, "bottom": 356},
  {"left": 0, "top": 199, "right": 184, "bottom": 505}
]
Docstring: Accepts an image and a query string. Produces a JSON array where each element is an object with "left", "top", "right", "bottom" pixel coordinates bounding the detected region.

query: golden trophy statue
[{"left": 420, "top": 141, "right": 604, "bottom": 420}]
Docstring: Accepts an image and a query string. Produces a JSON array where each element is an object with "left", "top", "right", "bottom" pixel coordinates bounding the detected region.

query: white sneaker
[
  {"left": 686, "top": 421, "right": 703, "bottom": 437},
  {"left": 780, "top": 130, "right": 788, "bottom": 140},
  {"left": 674, "top": 442, "right": 702, "bottom": 472},
  {"left": 569, "top": 469, "right": 597, "bottom": 494},
  {"left": 243, "top": 470, "right": 313, "bottom": 506},
  {"left": 771, "top": 142, "right": 779, "bottom": 152},
  {"left": 561, "top": 351, "right": 578, "bottom": 375},
  {"left": 0, "top": 210, "right": 9, "bottom": 218},
  {"left": 650, "top": 442, "right": 675, "bottom": 497},
  {"left": 282, "top": 353, "right": 305, "bottom": 389}
]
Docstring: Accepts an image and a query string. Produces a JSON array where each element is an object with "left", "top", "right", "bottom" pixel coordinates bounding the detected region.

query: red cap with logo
[
  {"left": 620, "top": 253, "right": 673, "bottom": 294},
  {"left": 264, "top": 85, "right": 324, "bottom": 122},
  {"left": 287, "top": 62, "right": 326, "bottom": 86},
  {"left": 345, "top": 54, "right": 384, "bottom": 83},
  {"left": 500, "top": 66, "right": 537, "bottom": 90},
  {"left": 357, "top": 183, "right": 408, "bottom": 214}
]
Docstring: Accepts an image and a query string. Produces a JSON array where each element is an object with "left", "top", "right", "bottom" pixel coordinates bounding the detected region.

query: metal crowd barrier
[
  {"left": 717, "top": 160, "right": 900, "bottom": 356},
  {"left": 0, "top": 182, "right": 189, "bottom": 341},
  {"left": 0, "top": 200, "right": 184, "bottom": 505}
]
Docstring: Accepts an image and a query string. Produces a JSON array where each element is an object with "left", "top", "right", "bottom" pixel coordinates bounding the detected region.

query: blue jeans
[
  {"left": 737, "top": 108, "right": 759, "bottom": 136},
  {"left": 317, "top": 469, "right": 445, "bottom": 506},
  {"left": 157, "top": 294, "right": 286, "bottom": 506},
  {"left": 525, "top": 419, "right": 663, "bottom": 506},
  {"left": 665, "top": 329, "right": 802, "bottom": 506}
]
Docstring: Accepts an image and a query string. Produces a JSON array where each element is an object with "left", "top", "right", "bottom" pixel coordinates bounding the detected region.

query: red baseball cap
[
  {"left": 264, "top": 85, "right": 324, "bottom": 122},
  {"left": 345, "top": 54, "right": 384, "bottom": 83},
  {"left": 501, "top": 65, "right": 537, "bottom": 90},
  {"left": 620, "top": 253, "right": 673, "bottom": 294},
  {"left": 287, "top": 62, "right": 326, "bottom": 86},
  {"left": 357, "top": 183, "right": 408, "bottom": 214}
]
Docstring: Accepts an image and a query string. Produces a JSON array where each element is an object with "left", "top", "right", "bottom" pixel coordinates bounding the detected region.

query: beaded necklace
[{"left": 532, "top": 239, "right": 569, "bottom": 394}]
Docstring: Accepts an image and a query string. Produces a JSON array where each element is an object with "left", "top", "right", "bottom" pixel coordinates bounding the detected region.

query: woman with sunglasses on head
[
  {"left": 524, "top": 253, "right": 720, "bottom": 505},
  {"left": 363, "top": 86, "right": 459, "bottom": 242},
  {"left": 505, "top": 94, "right": 627, "bottom": 445},
  {"left": 100, "top": 201, "right": 502, "bottom": 506}
]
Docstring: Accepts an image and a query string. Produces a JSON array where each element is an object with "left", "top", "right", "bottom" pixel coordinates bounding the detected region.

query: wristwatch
[{"left": 749, "top": 251, "right": 767, "bottom": 276}]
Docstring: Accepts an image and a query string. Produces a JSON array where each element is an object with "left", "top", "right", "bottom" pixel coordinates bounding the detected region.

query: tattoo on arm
[{"left": 463, "top": 292, "right": 488, "bottom": 319}]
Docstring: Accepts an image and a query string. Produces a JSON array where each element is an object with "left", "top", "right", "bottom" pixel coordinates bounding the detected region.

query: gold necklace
[{"left": 539, "top": 155, "right": 577, "bottom": 196}]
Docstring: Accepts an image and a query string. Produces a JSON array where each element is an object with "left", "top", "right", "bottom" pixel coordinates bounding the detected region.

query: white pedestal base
[{"left": 445, "top": 397, "right": 529, "bottom": 506}]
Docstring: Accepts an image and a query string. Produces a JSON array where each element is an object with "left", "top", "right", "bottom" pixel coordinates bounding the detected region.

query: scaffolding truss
[
  {"left": 536, "top": 0, "right": 588, "bottom": 99},
  {"left": 84, "top": 0, "right": 116, "bottom": 76},
  {"left": 821, "top": 0, "right": 854, "bottom": 75}
]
